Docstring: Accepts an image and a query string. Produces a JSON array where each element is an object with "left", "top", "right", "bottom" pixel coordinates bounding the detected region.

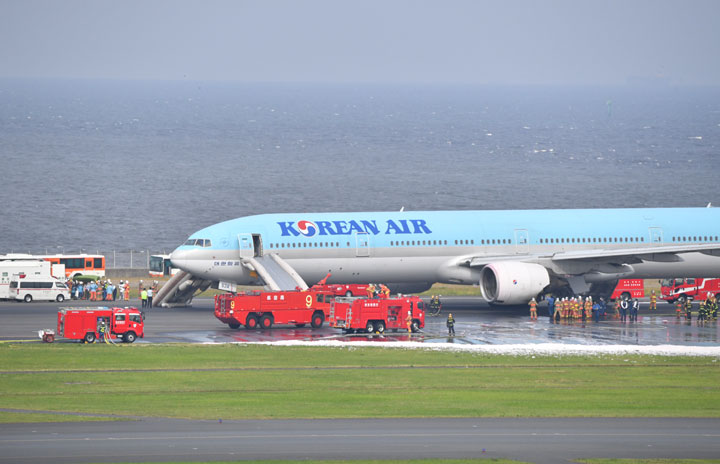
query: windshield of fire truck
[
  {"left": 129, "top": 314, "right": 142, "bottom": 323},
  {"left": 661, "top": 279, "right": 674, "bottom": 287}
]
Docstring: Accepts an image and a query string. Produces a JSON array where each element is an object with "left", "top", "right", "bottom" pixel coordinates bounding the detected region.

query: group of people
[
  {"left": 365, "top": 283, "right": 391, "bottom": 298},
  {"left": 677, "top": 294, "right": 718, "bottom": 325},
  {"left": 544, "top": 295, "right": 609, "bottom": 323},
  {"left": 67, "top": 279, "right": 130, "bottom": 301}
]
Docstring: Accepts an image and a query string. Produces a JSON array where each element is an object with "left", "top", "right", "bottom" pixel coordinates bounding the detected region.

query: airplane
[{"left": 166, "top": 206, "right": 720, "bottom": 306}]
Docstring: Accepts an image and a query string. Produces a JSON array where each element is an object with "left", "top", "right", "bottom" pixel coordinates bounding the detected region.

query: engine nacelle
[{"left": 479, "top": 262, "right": 550, "bottom": 305}]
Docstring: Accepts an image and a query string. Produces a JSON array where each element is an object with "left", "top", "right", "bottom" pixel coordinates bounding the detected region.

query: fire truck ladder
[
  {"left": 242, "top": 253, "right": 308, "bottom": 291},
  {"left": 153, "top": 270, "right": 212, "bottom": 308}
]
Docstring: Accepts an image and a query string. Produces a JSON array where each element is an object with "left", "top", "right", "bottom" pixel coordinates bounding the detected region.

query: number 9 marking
[{"left": 306, "top": 295, "right": 312, "bottom": 307}]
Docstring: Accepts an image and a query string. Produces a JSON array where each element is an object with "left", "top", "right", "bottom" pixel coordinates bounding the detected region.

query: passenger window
[
  {"left": 130, "top": 314, "right": 142, "bottom": 323},
  {"left": 115, "top": 314, "right": 126, "bottom": 323}
]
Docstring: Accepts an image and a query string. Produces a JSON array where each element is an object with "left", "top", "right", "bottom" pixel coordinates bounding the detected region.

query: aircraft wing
[{"left": 461, "top": 243, "right": 720, "bottom": 267}]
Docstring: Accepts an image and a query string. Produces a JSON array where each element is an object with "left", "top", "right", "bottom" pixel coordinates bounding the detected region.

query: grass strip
[{"left": 1, "top": 345, "right": 718, "bottom": 422}]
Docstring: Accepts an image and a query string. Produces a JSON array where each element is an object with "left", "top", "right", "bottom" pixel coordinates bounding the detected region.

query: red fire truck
[
  {"left": 309, "top": 273, "right": 369, "bottom": 297},
  {"left": 328, "top": 296, "right": 425, "bottom": 334},
  {"left": 660, "top": 278, "right": 720, "bottom": 304},
  {"left": 610, "top": 279, "right": 645, "bottom": 300},
  {"left": 57, "top": 307, "right": 144, "bottom": 343},
  {"left": 214, "top": 290, "right": 335, "bottom": 329}
]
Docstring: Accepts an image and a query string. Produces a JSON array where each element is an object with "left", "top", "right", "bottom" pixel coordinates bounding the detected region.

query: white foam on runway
[{"left": 246, "top": 340, "right": 720, "bottom": 357}]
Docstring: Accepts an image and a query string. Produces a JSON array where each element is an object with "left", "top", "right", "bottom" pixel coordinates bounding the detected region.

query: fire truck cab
[
  {"left": 214, "top": 290, "right": 335, "bottom": 329},
  {"left": 57, "top": 307, "right": 144, "bottom": 343},
  {"left": 660, "top": 278, "right": 720, "bottom": 304},
  {"left": 328, "top": 296, "right": 425, "bottom": 334}
]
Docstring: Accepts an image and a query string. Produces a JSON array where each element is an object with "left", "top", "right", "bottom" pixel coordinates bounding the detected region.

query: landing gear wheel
[
  {"left": 366, "top": 320, "right": 375, "bottom": 333},
  {"left": 375, "top": 320, "right": 385, "bottom": 333},
  {"left": 245, "top": 315, "right": 258, "bottom": 329},
  {"left": 260, "top": 314, "right": 273, "bottom": 329},
  {"left": 311, "top": 312, "right": 324, "bottom": 328},
  {"left": 84, "top": 332, "right": 96, "bottom": 343}
]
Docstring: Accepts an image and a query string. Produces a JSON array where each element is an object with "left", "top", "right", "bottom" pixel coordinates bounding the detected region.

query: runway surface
[
  {"left": 2, "top": 296, "right": 720, "bottom": 347},
  {"left": 2, "top": 297, "right": 720, "bottom": 463},
  {"left": 2, "top": 417, "right": 719, "bottom": 464}
]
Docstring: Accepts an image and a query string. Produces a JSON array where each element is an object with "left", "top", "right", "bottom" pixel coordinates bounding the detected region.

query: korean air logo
[{"left": 297, "top": 220, "right": 318, "bottom": 237}]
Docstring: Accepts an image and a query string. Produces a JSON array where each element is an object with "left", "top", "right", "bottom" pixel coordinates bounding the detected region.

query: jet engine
[{"left": 479, "top": 261, "right": 550, "bottom": 305}]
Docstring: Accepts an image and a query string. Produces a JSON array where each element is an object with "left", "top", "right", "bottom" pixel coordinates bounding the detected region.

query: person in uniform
[
  {"left": 380, "top": 284, "right": 390, "bottom": 298},
  {"left": 528, "top": 297, "right": 537, "bottom": 320},
  {"left": 546, "top": 295, "right": 555, "bottom": 319},
  {"left": 630, "top": 298, "right": 639, "bottom": 322},
  {"left": 553, "top": 298, "right": 562, "bottom": 322},
  {"left": 649, "top": 290, "right": 657, "bottom": 311},
  {"left": 685, "top": 299, "right": 693, "bottom": 323},
  {"left": 675, "top": 300, "right": 684, "bottom": 318},
  {"left": 620, "top": 298, "right": 629, "bottom": 322},
  {"left": 406, "top": 311, "right": 413, "bottom": 333},
  {"left": 446, "top": 313, "right": 455, "bottom": 336},
  {"left": 366, "top": 283, "right": 375, "bottom": 299},
  {"left": 584, "top": 297, "right": 593, "bottom": 321}
]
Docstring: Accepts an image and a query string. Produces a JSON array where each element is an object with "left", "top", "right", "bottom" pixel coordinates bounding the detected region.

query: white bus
[{"left": 149, "top": 254, "right": 180, "bottom": 277}]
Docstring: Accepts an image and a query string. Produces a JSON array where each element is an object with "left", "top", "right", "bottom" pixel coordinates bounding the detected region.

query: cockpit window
[{"left": 184, "top": 239, "right": 212, "bottom": 247}]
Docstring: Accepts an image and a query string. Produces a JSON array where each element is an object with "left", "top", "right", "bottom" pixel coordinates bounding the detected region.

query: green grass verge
[
  {"left": 578, "top": 460, "right": 720, "bottom": 464},
  {"left": 1, "top": 345, "right": 719, "bottom": 422}
]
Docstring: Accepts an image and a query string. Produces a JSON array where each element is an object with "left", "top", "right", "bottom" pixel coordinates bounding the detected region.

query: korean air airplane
[{"left": 164, "top": 207, "right": 720, "bottom": 306}]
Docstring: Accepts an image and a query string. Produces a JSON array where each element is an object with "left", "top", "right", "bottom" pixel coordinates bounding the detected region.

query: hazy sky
[{"left": 1, "top": 0, "right": 719, "bottom": 85}]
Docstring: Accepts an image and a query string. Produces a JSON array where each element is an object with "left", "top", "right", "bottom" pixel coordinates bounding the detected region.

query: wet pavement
[{"left": 3, "top": 296, "right": 720, "bottom": 347}]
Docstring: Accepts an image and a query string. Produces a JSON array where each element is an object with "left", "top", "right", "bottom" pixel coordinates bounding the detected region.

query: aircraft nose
[{"left": 169, "top": 248, "right": 194, "bottom": 273}]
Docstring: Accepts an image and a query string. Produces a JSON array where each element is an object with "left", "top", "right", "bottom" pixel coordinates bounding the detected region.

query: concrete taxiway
[
  {"left": 1, "top": 417, "right": 719, "bottom": 464},
  {"left": 2, "top": 296, "right": 720, "bottom": 347}
]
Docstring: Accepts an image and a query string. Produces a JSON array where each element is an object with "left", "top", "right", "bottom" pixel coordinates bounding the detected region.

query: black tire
[
  {"left": 295, "top": 323, "right": 306, "bottom": 328},
  {"left": 678, "top": 294, "right": 687, "bottom": 304},
  {"left": 228, "top": 322, "right": 240, "bottom": 329},
  {"left": 56, "top": 294, "right": 65, "bottom": 302},
  {"left": 311, "top": 311, "right": 324, "bottom": 328},
  {"left": 411, "top": 320, "right": 421, "bottom": 333},
  {"left": 245, "top": 315, "right": 258, "bottom": 329},
  {"left": 375, "top": 320, "right": 386, "bottom": 333},
  {"left": 84, "top": 332, "right": 96, "bottom": 343},
  {"left": 124, "top": 332, "right": 136, "bottom": 343},
  {"left": 23, "top": 294, "right": 32, "bottom": 303},
  {"left": 259, "top": 314, "right": 273, "bottom": 329},
  {"left": 366, "top": 320, "right": 375, "bottom": 333}
]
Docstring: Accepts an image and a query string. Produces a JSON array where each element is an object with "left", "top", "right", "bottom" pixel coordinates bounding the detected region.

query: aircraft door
[
  {"left": 355, "top": 232, "right": 370, "bottom": 257},
  {"left": 237, "top": 234, "right": 254, "bottom": 258},
  {"left": 514, "top": 229, "right": 530, "bottom": 254},
  {"left": 648, "top": 227, "right": 664, "bottom": 244}
]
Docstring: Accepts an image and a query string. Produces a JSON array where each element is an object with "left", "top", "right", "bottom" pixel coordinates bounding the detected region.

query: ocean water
[{"left": 1, "top": 79, "right": 719, "bottom": 253}]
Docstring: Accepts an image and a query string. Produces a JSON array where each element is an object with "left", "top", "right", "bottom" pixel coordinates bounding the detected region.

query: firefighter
[
  {"left": 528, "top": 297, "right": 537, "bottom": 320},
  {"left": 675, "top": 300, "right": 683, "bottom": 318},
  {"left": 553, "top": 297, "right": 562, "bottom": 322},
  {"left": 649, "top": 290, "right": 657, "bottom": 311},
  {"left": 709, "top": 294, "right": 718, "bottom": 320},
  {"left": 98, "top": 320, "right": 107, "bottom": 343},
  {"left": 406, "top": 311, "right": 413, "bottom": 333},
  {"left": 380, "top": 284, "right": 390, "bottom": 298},
  {"left": 685, "top": 299, "right": 693, "bottom": 322},
  {"left": 685, "top": 299, "right": 693, "bottom": 323},
  {"left": 584, "top": 297, "right": 593, "bottom": 321},
  {"left": 366, "top": 283, "right": 375, "bottom": 299},
  {"left": 613, "top": 298, "right": 621, "bottom": 319},
  {"left": 446, "top": 313, "right": 455, "bottom": 336},
  {"left": 697, "top": 300, "right": 705, "bottom": 325}
]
